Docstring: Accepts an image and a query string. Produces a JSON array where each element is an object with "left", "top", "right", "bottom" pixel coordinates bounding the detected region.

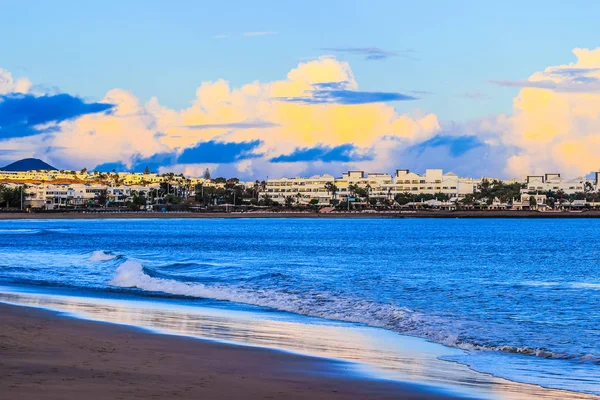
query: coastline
[
  {"left": 1, "top": 210, "right": 600, "bottom": 219},
  {"left": 1, "top": 289, "right": 598, "bottom": 400},
  {"left": 0, "top": 302, "right": 457, "bottom": 400}
]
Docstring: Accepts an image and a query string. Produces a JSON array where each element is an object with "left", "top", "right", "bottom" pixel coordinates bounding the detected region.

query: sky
[{"left": 1, "top": 0, "right": 600, "bottom": 179}]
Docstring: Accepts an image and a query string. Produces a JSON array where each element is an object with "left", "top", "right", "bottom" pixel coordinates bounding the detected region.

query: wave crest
[
  {"left": 89, "top": 250, "right": 117, "bottom": 262},
  {"left": 109, "top": 260, "right": 600, "bottom": 364}
]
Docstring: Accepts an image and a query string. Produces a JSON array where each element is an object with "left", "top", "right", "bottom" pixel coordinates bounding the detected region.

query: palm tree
[
  {"left": 284, "top": 196, "right": 294, "bottom": 208},
  {"left": 365, "top": 183, "right": 372, "bottom": 206},
  {"left": 324, "top": 182, "right": 338, "bottom": 203},
  {"left": 348, "top": 184, "right": 359, "bottom": 199}
]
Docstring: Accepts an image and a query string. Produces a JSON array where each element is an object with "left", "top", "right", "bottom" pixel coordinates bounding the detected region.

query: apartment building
[
  {"left": 522, "top": 173, "right": 586, "bottom": 194},
  {"left": 263, "top": 169, "right": 477, "bottom": 205},
  {"left": 0, "top": 170, "right": 88, "bottom": 182},
  {"left": 23, "top": 184, "right": 100, "bottom": 209},
  {"left": 335, "top": 171, "right": 394, "bottom": 200},
  {"left": 264, "top": 174, "right": 335, "bottom": 205},
  {"left": 385, "top": 169, "right": 477, "bottom": 199}
]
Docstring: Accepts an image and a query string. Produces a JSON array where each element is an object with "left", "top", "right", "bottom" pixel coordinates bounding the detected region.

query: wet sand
[{"left": 0, "top": 303, "right": 458, "bottom": 400}]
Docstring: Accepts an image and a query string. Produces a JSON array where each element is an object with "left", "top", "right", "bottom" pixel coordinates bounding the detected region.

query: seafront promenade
[{"left": 2, "top": 209, "right": 600, "bottom": 219}]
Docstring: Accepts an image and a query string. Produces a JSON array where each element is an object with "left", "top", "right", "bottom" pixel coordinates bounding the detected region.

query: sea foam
[
  {"left": 109, "top": 259, "right": 599, "bottom": 364},
  {"left": 89, "top": 250, "right": 117, "bottom": 262}
]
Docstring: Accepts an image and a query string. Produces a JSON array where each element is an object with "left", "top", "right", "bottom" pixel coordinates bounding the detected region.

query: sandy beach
[{"left": 0, "top": 303, "right": 458, "bottom": 400}]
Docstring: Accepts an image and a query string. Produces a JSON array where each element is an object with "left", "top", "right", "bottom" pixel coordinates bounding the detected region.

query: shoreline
[
  {"left": 0, "top": 302, "right": 458, "bottom": 400},
  {"left": 1, "top": 210, "right": 600, "bottom": 219},
  {"left": 2, "top": 289, "right": 598, "bottom": 400},
  {"left": 0, "top": 290, "right": 600, "bottom": 400}
]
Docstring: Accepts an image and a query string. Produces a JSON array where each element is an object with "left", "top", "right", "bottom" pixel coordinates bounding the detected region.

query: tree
[
  {"left": 585, "top": 181, "right": 594, "bottom": 193},
  {"left": 354, "top": 187, "right": 369, "bottom": 199},
  {"left": 80, "top": 167, "right": 87, "bottom": 174},
  {"left": 226, "top": 177, "right": 240, "bottom": 187},
  {"left": 459, "top": 194, "right": 475, "bottom": 209},
  {"left": 0, "top": 185, "right": 23, "bottom": 208},
  {"left": 203, "top": 168, "right": 211, "bottom": 180},
  {"left": 144, "top": 166, "right": 151, "bottom": 174},
  {"left": 348, "top": 184, "right": 359, "bottom": 199},
  {"left": 394, "top": 192, "right": 412, "bottom": 206},
  {"left": 324, "top": 182, "right": 338, "bottom": 202},
  {"left": 284, "top": 196, "right": 294, "bottom": 208},
  {"left": 309, "top": 198, "right": 319, "bottom": 208},
  {"left": 434, "top": 192, "right": 450, "bottom": 201},
  {"left": 127, "top": 191, "right": 147, "bottom": 210},
  {"left": 97, "top": 189, "right": 108, "bottom": 208},
  {"left": 529, "top": 195, "right": 537, "bottom": 208}
]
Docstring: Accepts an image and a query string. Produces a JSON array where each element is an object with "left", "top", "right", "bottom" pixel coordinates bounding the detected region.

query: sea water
[{"left": 0, "top": 217, "right": 599, "bottom": 396}]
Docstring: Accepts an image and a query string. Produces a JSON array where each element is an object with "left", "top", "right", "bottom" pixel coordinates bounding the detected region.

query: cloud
[
  {"left": 490, "top": 78, "right": 600, "bottom": 93},
  {"left": 4, "top": 47, "right": 600, "bottom": 180},
  {"left": 243, "top": 31, "right": 277, "bottom": 37},
  {"left": 491, "top": 58, "right": 600, "bottom": 94},
  {"left": 0, "top": 93, "right": 113, "bottom": 139},
  {"left": 0, "top": 69, "right": 31, "bottom": 95},
  {"left": 0, "top": 57, "right": 442, "bottom": 176},
  {"left": 177, "top": 140, "right": 262, "bottom": 164},
  {"left": 270, "top": 143, "right": 372, "bottom": 163},
  {"left": 492, "top": 47, "right": 600, "bottom": 176},
  {"left": 276, "top": 81, "right": 416, "bottom": 105},
  {"left": 93, "top": 161, "right": 128, "bottom": 173},
  {"left": 408, "top": 135, "right": 484, "bottom": 157},
  {"left": 410, "top": 90, "right": 434, "bottom": 95},
  {"left": 458, "top": 91, "right": 489, "bottom": 100},
  {"left": 95, "top": 152, "right": 179, "bottom": 173},
  {"left": 546, "top": 67, "right": 600, "bottom": 77},
  {"left": 322, "top": 47, "right": 418, "bottom": 61},
  {"left": 213, "top": 34, "right": 229, "bottom": 39},
  {"left": 184, "top": 121, "right": 280, "bottom": 130}
]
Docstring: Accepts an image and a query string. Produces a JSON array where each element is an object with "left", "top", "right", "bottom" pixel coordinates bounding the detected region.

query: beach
[
  {"left": 1, "top": 217, "right": 600, "bottom": 399},
  {"left": 0, "top": 303, "right": 454, "bottom": 400}
]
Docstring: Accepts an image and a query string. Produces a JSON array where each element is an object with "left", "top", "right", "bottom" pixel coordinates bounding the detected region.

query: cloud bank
[{"left": 1, "top": 48, "right": 600, "bottom": 179}]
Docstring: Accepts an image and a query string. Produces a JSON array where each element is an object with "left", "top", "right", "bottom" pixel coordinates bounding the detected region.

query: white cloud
[
  {"left": 4, "top": 47, "right": 600, "bottom": 179},
  {"left": 0, "top": 68, "right": 31, "bottom": 95}
]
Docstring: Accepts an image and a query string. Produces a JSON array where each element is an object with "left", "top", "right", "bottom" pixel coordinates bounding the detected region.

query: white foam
[
  {"left": 89, "top": 250, "right": 117, "bottom": 262},
  {"left": 570, "top": 282, "right": 600, "bottom": 290},
  {"left": 109, "top": 260, "right": 423, "bottom": 329},
  {"left": 0, "top": 228, "right": 40, "bottom": 234},
  {"left": 109, "top": 260, "right": 600, "bottom": 364}
]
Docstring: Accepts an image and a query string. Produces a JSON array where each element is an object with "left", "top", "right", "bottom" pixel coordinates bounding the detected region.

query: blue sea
[{"left": 1, "top": 218, "right": 599, "bottom": 398}]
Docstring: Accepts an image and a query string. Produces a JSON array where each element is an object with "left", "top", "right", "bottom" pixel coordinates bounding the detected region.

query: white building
[
  {"left": 24, "top": 183, "right": 105, "bottom": 209},
  {"left": 386, "top": 169, "right": 477, "bottom": 199},
  {"left": 264, "top": 174, "right": 335, "bottom": 205},
  {"left": 522, "top": 173, "right": 585, "bottom": 194},
  {"left": 262, "top": 169, "right": 477, "bottom": 205},
  {"left": 335, "top": 171, "right": 393, "bottom": 201}
]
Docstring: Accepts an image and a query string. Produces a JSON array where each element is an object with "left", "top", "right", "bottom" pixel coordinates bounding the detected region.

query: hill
[{"left": 0, "top": 158, "right": 57, "bottom": 171}]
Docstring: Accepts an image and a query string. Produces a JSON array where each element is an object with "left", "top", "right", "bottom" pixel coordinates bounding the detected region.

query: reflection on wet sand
[{"left": 0, "top": 289, "right": 596, "bottom": 400}]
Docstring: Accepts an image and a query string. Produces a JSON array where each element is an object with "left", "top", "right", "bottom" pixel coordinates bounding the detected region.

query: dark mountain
[{"left": 0, "top": 158, "right": 57, "bottom": 171}]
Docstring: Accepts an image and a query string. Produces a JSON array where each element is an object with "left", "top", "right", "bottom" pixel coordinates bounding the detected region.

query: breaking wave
[
  {"left": 89, "top": 250, "right": 118, "bottom": 262},
  {"left": 109, "top": 259, "right": 600, "bottom": 364}
]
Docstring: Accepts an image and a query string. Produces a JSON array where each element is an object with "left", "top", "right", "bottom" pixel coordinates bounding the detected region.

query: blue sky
[
  {"left": 1, "top": 1, "right": 600, "bottom": 178},
  {"left": 2, "top": 0, "right": 599, "bottom": 121}
]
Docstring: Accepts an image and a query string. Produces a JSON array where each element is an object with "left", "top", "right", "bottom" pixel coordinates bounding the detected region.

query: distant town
[{"left": 1, "top": 158, "right": 599, "bottom": 213}]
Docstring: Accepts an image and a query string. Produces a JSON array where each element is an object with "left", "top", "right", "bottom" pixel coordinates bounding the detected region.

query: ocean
[{"left": 1, "top": 217, "right": 599, "bottom": 397}]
